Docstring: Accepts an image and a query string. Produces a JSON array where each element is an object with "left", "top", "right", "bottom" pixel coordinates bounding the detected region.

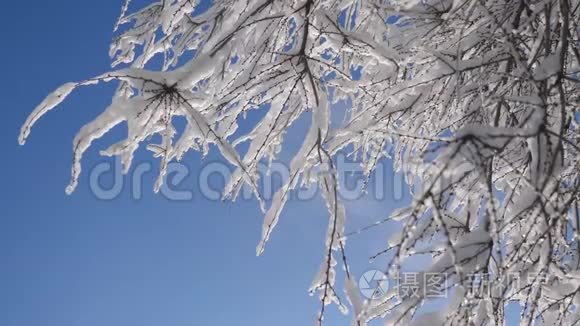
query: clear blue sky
[{"left": 0, "top": 2, "right": 407, "bottom": 326}]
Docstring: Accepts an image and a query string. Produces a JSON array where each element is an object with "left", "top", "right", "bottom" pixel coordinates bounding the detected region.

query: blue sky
[{"left": 0, "top": 2, "right": 408, "bottom": 325}]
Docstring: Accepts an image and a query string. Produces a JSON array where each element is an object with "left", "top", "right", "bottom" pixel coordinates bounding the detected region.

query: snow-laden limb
[
  {"left": 19, "top": 82, "right": 78, "bottom": 146},
  {"left": 20, "top": 0, "right": 580, "bottom": 324}
]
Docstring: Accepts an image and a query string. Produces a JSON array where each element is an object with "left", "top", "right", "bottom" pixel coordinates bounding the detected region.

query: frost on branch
[{"left": 20, "top": 0, "right": 580, "bottom": 324}]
